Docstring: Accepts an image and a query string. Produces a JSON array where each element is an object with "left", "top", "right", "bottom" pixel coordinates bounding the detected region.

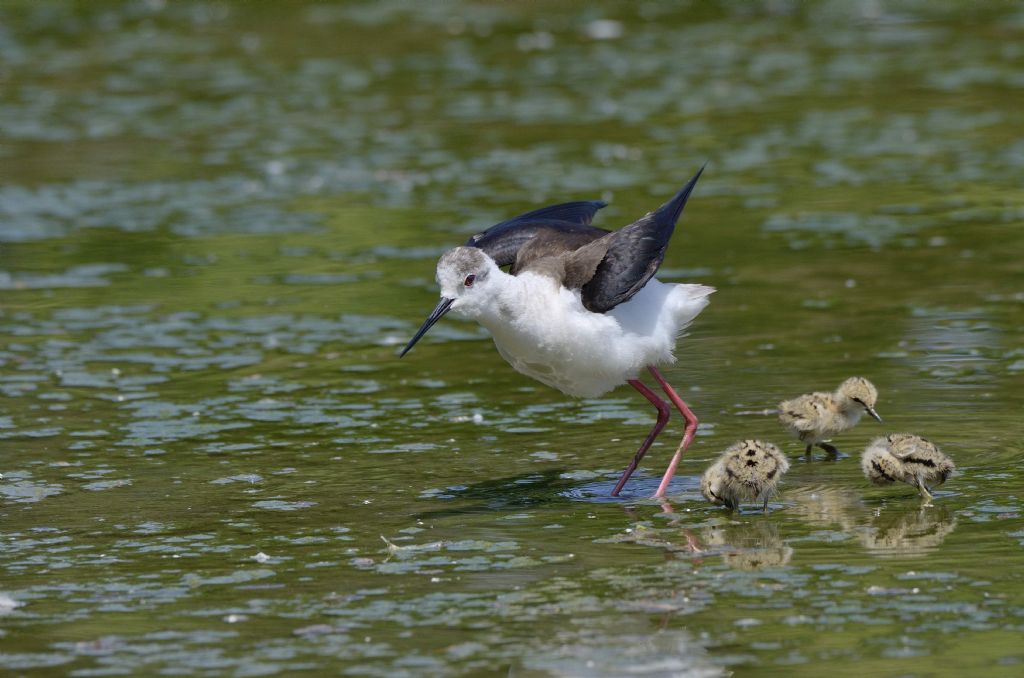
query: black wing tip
[
  {"left": 655, "top": 163, "right": 706, "bottom": 225},
  {"left": 682, "top": 163, "right": 706, "bottom": 194}
]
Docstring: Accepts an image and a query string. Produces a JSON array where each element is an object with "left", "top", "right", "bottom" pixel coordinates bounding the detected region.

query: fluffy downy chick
[
  {"left": 778, "top": 377, "right": 882, "bottom": 455},
  {"left": 701, "top": 440, "right": 790, "bottom": 511},
  {"left": 861, "top": 433, "right": 955, "bottom": 499}
]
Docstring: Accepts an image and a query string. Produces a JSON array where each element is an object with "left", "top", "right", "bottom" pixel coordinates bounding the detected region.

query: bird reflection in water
[
  {"left": 858, "top": 505, "right": 957, "bottom": 557},
  {"left": 614, "top": 502, "right": 792, "bottom": 571},
  {"left": 698, "top": 520, "right": 793, "bottom": 570}
]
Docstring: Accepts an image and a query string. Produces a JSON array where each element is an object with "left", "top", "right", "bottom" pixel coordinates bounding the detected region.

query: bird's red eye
[{"left": 464, "top": 274, "right": 476, "bottom": 287}]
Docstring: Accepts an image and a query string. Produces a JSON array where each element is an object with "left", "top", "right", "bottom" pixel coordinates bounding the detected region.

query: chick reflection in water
[
  {"left": 858, "top": 505, "right": 957, "bottom": 558},
  {"left": 701, "top": 440, "right": 789, "bottom": 511},
  {"left": 700, "top": 521, "right": 793, "bottom": 570},
  {"left": 783, "top": 484, "right": 863, "bottom": 533},
  {"left": 861, "top": 433, "right": 955, "bottom": 500},
  {"left": 612, "top": 518, "right": 792, "bottom": 570}
]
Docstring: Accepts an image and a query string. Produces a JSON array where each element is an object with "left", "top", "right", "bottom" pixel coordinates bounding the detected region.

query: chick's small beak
[
  {"left": 866, "top": 406, "right": 883, "bottom": 423},
  {"left": 400, "top": 297, "right": 454, "bottom": 357}
]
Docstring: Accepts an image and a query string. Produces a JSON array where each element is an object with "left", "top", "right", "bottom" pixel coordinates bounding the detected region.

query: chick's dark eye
[{"left": 464, "top": 274, "right": 476, "bottom": 287}]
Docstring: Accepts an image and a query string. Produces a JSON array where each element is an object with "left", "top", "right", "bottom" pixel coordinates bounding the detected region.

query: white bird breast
[{"left": 463, "top": 273, "right": 711, "bottom": 398}]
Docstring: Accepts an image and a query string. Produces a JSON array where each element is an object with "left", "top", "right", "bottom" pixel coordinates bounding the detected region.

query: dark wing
[
  {"left": 465, "top": 200, "right": 609, "bottom": 267},
  {"left": 509, "top": 225, "right": 612, "bottom": 275},
  {"left": 580, "top": 165, "right": 704, "bottom": 313}
]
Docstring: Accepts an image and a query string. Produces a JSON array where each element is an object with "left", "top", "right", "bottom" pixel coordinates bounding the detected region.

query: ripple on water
[
  {"left": 0, "top": 264, "right": 127, "bottom": 289},
  {"left": 251, "top": 500, "right": 316, "bottom": 511},
  {"left": 210, "top": 474, "right": 263, "bottom": 485},
  {"left": 0, "top": 178, "right": 322, "bottom": 242},
  {"left": 562, "top": 473, "right": 704, "bottom": 505},
  {"left": 0, "top": 472, "right": 63, "bottom": 503}
]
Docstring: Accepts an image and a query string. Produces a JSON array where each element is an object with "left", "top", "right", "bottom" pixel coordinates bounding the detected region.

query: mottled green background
[{"left": 2, "top": 1, "right": 1023, "bottom": 676}]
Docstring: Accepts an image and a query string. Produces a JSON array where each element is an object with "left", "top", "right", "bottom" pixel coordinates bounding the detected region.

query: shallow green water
[{"left": 2, "top": 1, "right": 1024, "bottom": 676}]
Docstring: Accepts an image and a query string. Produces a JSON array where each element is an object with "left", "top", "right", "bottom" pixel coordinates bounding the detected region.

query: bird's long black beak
[
  {"left": 866, "top": 407, "right": 883, "bottom": 423},
  {"left": 399, "top": 297, "right": 454, "bottom": 357}
]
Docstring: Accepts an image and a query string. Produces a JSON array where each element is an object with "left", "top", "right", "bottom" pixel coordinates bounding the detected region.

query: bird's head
[
  {"left": 861, "top": 438, "right": 902, "bottom": 485},
  {"left": 400, "top": 247, "right": 499, "bottom": 357},
  {"left": 434, "top": 246, "right": 499, "bottom": 309},
  {"left": 700, "top": 463, "right": 731, "bottom": 508},
  {"left": 837, "top": 377, "right": 882, "bottom": 422}
]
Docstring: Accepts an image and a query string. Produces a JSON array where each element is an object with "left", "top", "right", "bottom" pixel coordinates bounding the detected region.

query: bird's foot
[{"left": 818, "top": 442, "right": 840, "bottom": 459}]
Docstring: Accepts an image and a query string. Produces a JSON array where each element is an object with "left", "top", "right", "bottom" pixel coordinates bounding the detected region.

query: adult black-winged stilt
[{"left": 401, "top": 167, "right": 713, "bottom": 498}]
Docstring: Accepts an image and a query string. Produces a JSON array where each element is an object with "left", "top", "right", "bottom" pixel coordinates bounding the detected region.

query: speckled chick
[
  {"left": 861, "top": 433, "right": 955, "bottom": 499},
  {"left": 701, "top": 440, "right": 790, "bottom": 511},
  {"left": 778, "top": 377, "right": 882, "bottom": 455}
]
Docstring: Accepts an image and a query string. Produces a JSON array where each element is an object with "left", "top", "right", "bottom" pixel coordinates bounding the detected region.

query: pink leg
[
  {"left": 648, "top": 366, "right": 699, "bottom": 498},
  {"left": 611, "top": 379, "right": 671, "bottom": 497}
]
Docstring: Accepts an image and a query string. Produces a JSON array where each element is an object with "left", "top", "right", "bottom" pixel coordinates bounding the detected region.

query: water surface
[{"left": 2, "top": 1, "right": 1024, "bottom": 676}]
